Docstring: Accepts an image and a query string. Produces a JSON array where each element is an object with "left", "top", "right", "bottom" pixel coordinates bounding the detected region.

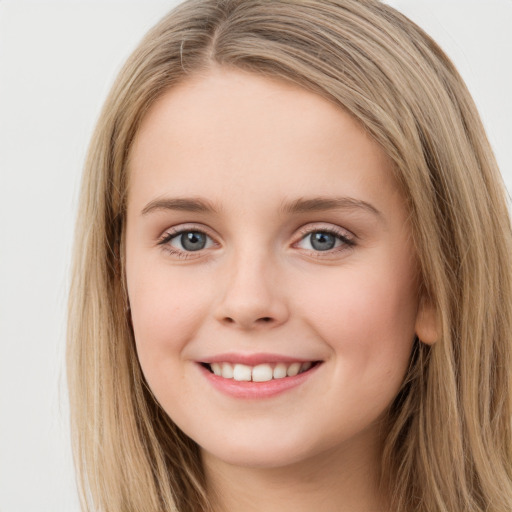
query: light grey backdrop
[{"left": 0, "top": 1, "right": 510, "bottom": 511}]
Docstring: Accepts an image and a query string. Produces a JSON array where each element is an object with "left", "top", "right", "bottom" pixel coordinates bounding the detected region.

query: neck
[{"left": 202, "top": 427, "right": 390, "bottom": 512}]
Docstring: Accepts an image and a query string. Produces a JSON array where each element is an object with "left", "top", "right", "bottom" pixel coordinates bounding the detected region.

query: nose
[{"left": 214, "top": 250, "right": 290, "bottom": 330}]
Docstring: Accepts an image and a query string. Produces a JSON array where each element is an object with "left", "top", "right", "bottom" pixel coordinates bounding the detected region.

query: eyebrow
[
  {"left": 141, "top": 195, "right": 381, "bottom": 218},
  {"left": 281, "top": 196, "right": 381, "bottom": 217},
  {"left": 141, "top": 197, "right": 219, "bottom": 216}
]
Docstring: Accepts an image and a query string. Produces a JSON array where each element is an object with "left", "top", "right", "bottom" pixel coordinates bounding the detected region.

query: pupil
[
  {"left": 311, "top": 232, "right": 335, "bottom": 251},
  {"left": 181, "top": 232, "right": 206, "bottom": 251}
]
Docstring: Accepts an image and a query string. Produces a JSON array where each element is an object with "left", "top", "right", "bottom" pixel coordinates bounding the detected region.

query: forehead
[{"left": 127, "top": 67, "right": 401, "bottom": 216}]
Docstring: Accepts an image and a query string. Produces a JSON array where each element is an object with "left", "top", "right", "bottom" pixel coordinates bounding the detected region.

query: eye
[
  {"left": 158, "top": 228, "right": 216, "bottom": 256},
  {"left": 172, "top": 231, "right": 210, "bottom": 251},
  {"left": 304, "top": 232, "right": 338, "bottom": 251},
  {"left": 295, "top": 228, "right": 354, "bottom": 253}
]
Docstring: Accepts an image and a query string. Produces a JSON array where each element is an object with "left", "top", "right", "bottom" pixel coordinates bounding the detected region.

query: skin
[{"left": 125, "top": 67, "right": 434, "bottom": 512}]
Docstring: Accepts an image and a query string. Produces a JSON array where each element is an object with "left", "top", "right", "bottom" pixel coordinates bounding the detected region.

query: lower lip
[{"left": 198, "top": 363, "right": 321, "bottom": 399}]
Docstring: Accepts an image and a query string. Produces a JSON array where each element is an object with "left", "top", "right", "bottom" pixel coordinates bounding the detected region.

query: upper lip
[{"left": 199, "top": 353, "right": 320, "bottom": 366}]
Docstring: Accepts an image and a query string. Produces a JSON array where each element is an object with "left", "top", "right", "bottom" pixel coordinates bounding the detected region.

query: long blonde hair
[{"left": 67, "top": 1, "right": 512, "bottom": 510}]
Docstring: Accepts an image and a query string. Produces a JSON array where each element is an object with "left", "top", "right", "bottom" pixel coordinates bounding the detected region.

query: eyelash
[
  {"left": 294, "top": 226, "right": 355, "bottom": 257},
  {"left": 157, "top": 224, "right": 356, "bottom": 259},
  {"left": 157, "top": 226, "right": 217, "bottom": 260}
]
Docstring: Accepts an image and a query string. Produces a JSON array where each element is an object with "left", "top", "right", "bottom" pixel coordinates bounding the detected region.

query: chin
[
  {"left": 197, "top": 426, "right": 330, "bottom": 470},
  {"left": 203, "top": 444, "right": 310, "bottom": 470}
]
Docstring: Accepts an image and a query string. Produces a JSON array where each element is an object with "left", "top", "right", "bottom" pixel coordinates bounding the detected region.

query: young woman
[{"left": 67, "top": 1, "right": 512, "bottom": 511}]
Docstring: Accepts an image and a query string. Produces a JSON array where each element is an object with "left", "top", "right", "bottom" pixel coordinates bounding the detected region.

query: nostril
[{"left": 220, "top": 315, "right": 278, "bottom": 327}]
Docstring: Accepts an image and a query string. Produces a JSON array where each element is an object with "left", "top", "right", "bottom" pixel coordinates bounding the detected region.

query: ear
[{"left": 415, "top": 297, "right": 438, "bottom": 345}]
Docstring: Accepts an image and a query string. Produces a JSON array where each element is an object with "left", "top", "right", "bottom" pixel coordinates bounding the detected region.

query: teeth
[
  {"left": 252, "top": 364, "right": 273, "bottom": 382},
  {"left": 233, "top": 364, "right": 252, "bottom": 381},
  {"left": 300, "top": 361, "right": 312, "bottom": 373},
  {"left": 286, "top": 362, "right": 301, "bottom": 377},
  {"left": 221, "top": 362, "right": 234, "bottom": 379},
  {"left": 273, "top": 363, "right": 287, "bottom": 379},
  {"left": 211, "top": 363, "right": 222, "bottom": 376},
  {"left": 208, "top": 361, "right": 315, "bottom": 381}
]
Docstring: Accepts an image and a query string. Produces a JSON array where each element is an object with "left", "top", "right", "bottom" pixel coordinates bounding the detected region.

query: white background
[{"left": 0, "top": 1, "right": 510, "bottom": 511}]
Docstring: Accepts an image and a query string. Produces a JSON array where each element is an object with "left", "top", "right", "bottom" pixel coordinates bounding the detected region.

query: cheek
[
  {"left": 127, "top": 263, "right": 211, "bottom": 379},
  {"left": 296, "top": 263, "right": 418, "bottom": 374}
]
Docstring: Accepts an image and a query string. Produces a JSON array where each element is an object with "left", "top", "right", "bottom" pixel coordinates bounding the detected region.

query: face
[{"left": 126, "top": 68, "right": 428, "bottom": 470}]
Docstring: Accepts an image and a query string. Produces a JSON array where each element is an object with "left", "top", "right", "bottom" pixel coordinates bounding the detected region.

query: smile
[{"left": 203, "top": 361, "right": 317, "bottom": 382}]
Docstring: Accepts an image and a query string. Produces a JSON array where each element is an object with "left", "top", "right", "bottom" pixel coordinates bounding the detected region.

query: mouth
[{"left": 200, "top": 361, "right": 321, "bottom": 382}]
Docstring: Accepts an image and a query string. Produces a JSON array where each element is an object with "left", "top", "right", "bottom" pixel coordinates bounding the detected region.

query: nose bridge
[{"left": 215, "top": 241, "right": 289, "bottom": 329}]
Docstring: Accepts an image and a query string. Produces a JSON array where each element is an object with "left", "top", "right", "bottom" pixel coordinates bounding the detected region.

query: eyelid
[
  {"left": 292, "top": 223, "right": 356, "bottom": 255},
  {"left": 157, "top": 223, "right": 219, "bottom": 258},
  {"left": 295, "top": 222, "right": 355, "bottom": 240},
  {"left": 158, "top": 223, "right": 216, "bottom": 241},
  {"left": 155, "top": 222, "right": 355, "bottom": 260}
]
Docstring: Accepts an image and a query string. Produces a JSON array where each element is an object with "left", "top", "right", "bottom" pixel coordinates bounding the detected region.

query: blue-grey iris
[
  {"left": 181, "top": 232, "right": 207, "bottom": 251},
  {"left": 310, "top": 232, "right": 336, "bottom": 251}
]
